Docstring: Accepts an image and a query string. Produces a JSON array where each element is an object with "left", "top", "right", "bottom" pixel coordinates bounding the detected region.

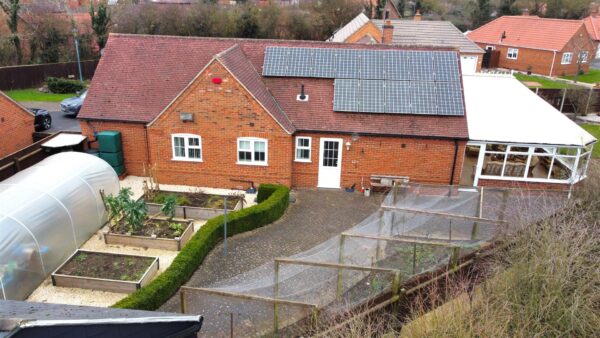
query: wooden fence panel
[{"left": 0, "top": 60, "right": 99, "bottom": 90}]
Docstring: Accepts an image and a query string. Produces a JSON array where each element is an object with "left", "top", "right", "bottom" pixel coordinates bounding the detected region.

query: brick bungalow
[
  {"left": 78, "top": 34, "right": 469, "bottom": 190},
  {"left": 583, "top": 14, "right": 600, "bottom": 59},
  {"left": 328, "top": 13, "right": 485, "bottom": 74},
  {"left": 467, "top": 15, "right": 597, "bottom": 76},
  {"left": 0, "top": 91, "right": 34, "bottom": 158}
]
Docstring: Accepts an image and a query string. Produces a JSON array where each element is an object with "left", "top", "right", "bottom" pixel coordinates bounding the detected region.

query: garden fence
[{"left": 0, "top": 60, "right": 99, "bottom": 90}]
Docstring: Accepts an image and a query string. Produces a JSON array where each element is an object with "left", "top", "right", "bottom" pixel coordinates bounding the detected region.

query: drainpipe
[
  {"left": 449, "top": 140, "right": 459, "bottom": 185},
  {"left": 549, "top": 50, "right": 557, "bottom": 76},
  {"left": 144, "top": 125, "right": 150, "bottom": 165}
]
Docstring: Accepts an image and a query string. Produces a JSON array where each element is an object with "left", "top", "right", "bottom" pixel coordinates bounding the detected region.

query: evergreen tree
[
  {"left": 90, "top": 1, "right": 111, "bottom": 51},
  {"left": 470, "top": 0, "right": 491, "bottom": 29}
]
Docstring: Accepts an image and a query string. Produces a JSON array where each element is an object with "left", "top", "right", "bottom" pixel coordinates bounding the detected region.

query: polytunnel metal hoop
[{"left": 0, "top": 211, "right": 46, "bottom": 275}]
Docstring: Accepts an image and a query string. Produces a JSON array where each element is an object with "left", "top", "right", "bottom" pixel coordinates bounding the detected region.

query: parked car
[
  {"left": 31, "top": 108, "right": 52, "bottom": 131},
  {"left": 60, "top": 90, "right": 87, "bottom": 116}
]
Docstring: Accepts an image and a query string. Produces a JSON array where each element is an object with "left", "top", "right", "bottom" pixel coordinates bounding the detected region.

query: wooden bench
[{"left": 370, "top": 175, "right": 410, "bottom": 190}]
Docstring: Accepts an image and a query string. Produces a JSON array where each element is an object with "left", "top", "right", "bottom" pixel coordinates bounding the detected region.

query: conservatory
[
  {"left": 461, "top": 74, "right": 597, "bottom": 186},
  {"left": 0, "top": 152, "right": 119, "bottom": 300}
]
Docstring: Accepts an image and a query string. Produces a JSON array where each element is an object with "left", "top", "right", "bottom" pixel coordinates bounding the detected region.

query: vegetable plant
[
  {"left": 169, "top": 222, "right": 185, "bottom": 237},
  {"left": 122, "top": 198, "right": 147, "bottom": 233},
  {"left": 105, "top": 188, "right": 134, "bottom": 222},
  {"left": 161, "top": 194, "right": 178, "bottom": 221}
]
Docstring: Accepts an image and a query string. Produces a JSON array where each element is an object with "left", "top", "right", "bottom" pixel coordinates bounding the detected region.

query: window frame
[
  {"left": 578, "top": 51, "right": 589, "bottom": 63},
  {"left": 561, "top": 52, "right": 573, "bottom": 64},
  {"left": 294, "top": 136, "right": 312, "bottom": 163},
  {"left": 237, "top": 137, "right": 268, "bottom": 166},
  {"left": 171, "top": 133, "right": 202, "bottom": 162},
  {"left": 507, "top": 48, "right": 518, "bottom": 60}
]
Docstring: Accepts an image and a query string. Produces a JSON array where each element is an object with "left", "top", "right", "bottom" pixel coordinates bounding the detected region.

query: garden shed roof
[{"left": 462, "top": 74, "right": 597, "bottom": 147}]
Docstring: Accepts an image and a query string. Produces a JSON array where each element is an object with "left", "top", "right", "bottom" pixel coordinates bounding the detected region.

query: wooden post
[
  {"left": 273, "top": 261, "right": 280, "bottom": 333},
  {"left": 560, "top": 88, "right": 567, "bottom": 112},
  {"left": 499, "top": 190, "right": 509, "bottom": 222},
  {"left": 391, "top": 271, "right": 401, "bottom": 296},
  {"left": 412, "top": 243, "right": 417, "bottom": 275},
  {"left": 180, "top": 289, "right": 186, "bottom": 313},
  {"left": 392, "top": 183, "right": 398, "bottom": 206},
  {"left": 471, "top": 186, "right": 483, "bottom": 240},
  {"left": 336, "top": 235, "right": 346, "bottom": 300},
  {"left": 450, "top": 247, "right": 460, "bottom": 268},
  {"left": 376, "top": 210, "right": 384, "bottom": 260}
]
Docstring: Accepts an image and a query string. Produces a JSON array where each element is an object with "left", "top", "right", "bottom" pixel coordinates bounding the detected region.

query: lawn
[
  {"left": 581, "top": 123, "right": 600, "bottom": 158},
  {"left": 4, "top": 89, "right": 75, "bottom": 102},
  {"left": 561, "top": 69, "right": 600, "bottom": 84},
  {"left": 513, "top": 73, "right": 574, "bottom": 89}
]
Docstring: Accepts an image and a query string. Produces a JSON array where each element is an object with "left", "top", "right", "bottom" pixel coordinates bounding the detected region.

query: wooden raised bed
[
  {"left": 144, "top": 191, "right": 244, "bottom": 220},
  {"left": 51, "top": 250, "right": 159, "bottom": 293},
  {"left": 104, "top": 217, "right": 194, "bottom": 251}
]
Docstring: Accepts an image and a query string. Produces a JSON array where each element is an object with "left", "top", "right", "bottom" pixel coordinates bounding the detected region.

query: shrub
[
  {"left": 257, "top": 183, "right": 279, "bottom": 203},
  {"left": 47, "top": 76, "right": 85, "bottom": 94},
  {"left": 112, "top": 184, "right": 290, "bottom": 310}
]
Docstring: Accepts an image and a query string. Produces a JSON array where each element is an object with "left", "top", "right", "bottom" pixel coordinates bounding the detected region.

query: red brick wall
[
  {"left": 478, "top": 26, "right": 596, "bottom": 76},
  {"left": 0, "top": 94, "right": 34, "bottom": 158},
  {"left": 292, "top": 132, "right": 466, "bottom": 188},
  {"left": 478, "top": 178, "right": 571, "bottom": 191},
  {"left": 147, "top": 60, "right": 293, "bottom": 189},
  {"left": 80, "top": 120, "right": 148, "bottom": 175}
]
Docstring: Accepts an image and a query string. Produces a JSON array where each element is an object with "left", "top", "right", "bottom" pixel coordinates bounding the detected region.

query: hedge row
[
  {"left": 47, "top": 77, "right": 86, "bottom": 94},
  {"left": 112, "top": 184, "right": 290, "bottom": 311}
]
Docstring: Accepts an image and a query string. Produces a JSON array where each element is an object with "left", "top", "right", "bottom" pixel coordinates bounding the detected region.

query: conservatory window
[
  {"left": 295, "top": 137, "right": 311, "bottom": 162},
  {"left": 172, "top": 134, "right": 202, "bottom": 162},
  {"left": 237, "top": 138, "right": 267, "bottom": 165}
]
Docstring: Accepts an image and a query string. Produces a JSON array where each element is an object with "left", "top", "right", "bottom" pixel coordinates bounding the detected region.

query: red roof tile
[
  {"left": 467, "top": 16, "right": 585, "bottom": 51},
  {"left": 79, "top": 34, "right": 468, "bottom": 139},
  {"left": 584, "top": 15, "right": 600, "bottom": 41}
]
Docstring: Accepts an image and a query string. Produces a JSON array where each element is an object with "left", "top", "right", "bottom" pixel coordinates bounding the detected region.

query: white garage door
[{"left": 460, "top": 55, "right": 478, "bottom": 74}]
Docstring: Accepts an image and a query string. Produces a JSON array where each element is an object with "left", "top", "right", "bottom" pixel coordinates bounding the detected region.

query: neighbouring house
[
  {"left": 461, "top": 73, "right": 596, "bottom": 189},
  {"left": 78, "top": 34, "right": 470, "bottom": 190},
  {"left": 467, "top": 15, "right": 597, "bottom": 76},
  {"left": 0, "top": 91, "right": 34, "bottom": 158},
  {"left": 328, "top": 13, "right": 485, "bottom": 74},
  {"left": 583, "top": 14, "right": 600, "bottom": 59}
]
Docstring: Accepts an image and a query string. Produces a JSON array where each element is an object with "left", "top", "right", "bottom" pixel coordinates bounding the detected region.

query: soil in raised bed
[
  {"left": 57, "top": 251, "right": 155, "bottom": 282},
  {"left": 145, "top": 190, "right": 241, "bottom": 209},
  {"left": 112, "top": 218, "right": 189, "bottom": 239}
]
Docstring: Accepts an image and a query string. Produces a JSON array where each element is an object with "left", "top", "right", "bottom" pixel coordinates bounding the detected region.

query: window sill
[
  {"left": 294, "top": 159, "right": 312, "bottom": 163},
  {"left": 237, "top": 161, "right": 268, "bottom": 167},
  {"left": 172, "top": 158, "right": 203, "bottom": 163}
]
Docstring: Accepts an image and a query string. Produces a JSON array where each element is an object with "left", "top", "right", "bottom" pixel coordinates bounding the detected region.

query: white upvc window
[
  {"left": 172, "top": 134, "right": 202, "bottom": 162},
  {"left": 237, "top": 137, "right": 267, "bottom": 166},
  {"left": 485, "top": 45, "right": 495, "bottom": 51},
  {"left": 578, "top": 51, "right": 589, "bottom": 63},
  {"left": 561, "top": 52, "right": 573, "bottom": 64},
  {"left": 295, "top": 137, "right": 312, "bottom": 162},
  {"left": 507, "top": 48, "right": 518, "bottom": 59}
]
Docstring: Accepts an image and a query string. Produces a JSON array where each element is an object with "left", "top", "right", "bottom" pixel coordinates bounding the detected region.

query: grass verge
[
  {"left": 561, "top": 69, "right": 600, "bottom": 84},
  {"left": 112, "top": 184, "right": 290, "bottom": 310},
  {"left": 513, "top": 73, "right": 574, "bottom": 89},
  {"left": 5, "top": 88, "right": 75, "bottom": 102},
  {"left": 580, "top": 124, "right": 600, "bottom": 158}
]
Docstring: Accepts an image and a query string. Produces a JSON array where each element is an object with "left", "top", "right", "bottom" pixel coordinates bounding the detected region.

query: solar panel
[{"left": 263, "top": 46, "right": 465, "bottom": 116}]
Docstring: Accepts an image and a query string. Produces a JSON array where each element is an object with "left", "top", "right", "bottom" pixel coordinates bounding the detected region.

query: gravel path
[{"left": 159, "top": 189, "right": 384, "bottom": 313}]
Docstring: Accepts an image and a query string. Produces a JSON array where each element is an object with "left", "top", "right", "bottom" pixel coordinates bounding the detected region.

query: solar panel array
[{"left": 262, "top": 46, "right": 465, "bottom": 116}]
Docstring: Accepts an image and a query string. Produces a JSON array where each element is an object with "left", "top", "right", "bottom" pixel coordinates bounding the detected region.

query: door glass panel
[{"left": 323, "top": 141, "right": 339, "bottom": 167}]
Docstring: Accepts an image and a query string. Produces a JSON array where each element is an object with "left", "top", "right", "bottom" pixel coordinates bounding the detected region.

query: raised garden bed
[
  {"left": 143, "top": 191, "right": 243, "bottom": 220},
  {"left": 104, "top": 217, "right": 194, "bottom": 251},
  {"left": 51, "top": 250, "right": 159, "bottom": 293}
]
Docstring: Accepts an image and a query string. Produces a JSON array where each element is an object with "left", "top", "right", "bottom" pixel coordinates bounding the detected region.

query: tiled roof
[
  {"left": 0, "top": 90, "right": 34, "bottom": 118},
  {"left": 584, "top": 15, "right": 600, "bottom": 41},
  {"left": 328, "top": 13, "right": 371, "bottom": 43},
  {"left": 372, "top": 19, "right": 483, "bottom": 54},
  {"left": 215, "top": 45, "right": 295, "bottom": 133},
  {"left": 79, "top": 34, "right": 468, "bottom": 139},
  {"left": 467, "top": 16, "right": 585, "bottom": 51}
]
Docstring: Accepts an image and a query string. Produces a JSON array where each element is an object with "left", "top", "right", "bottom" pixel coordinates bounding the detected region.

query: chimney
[
  {"left": 383, "top": 20, "right": 394, "bottom": 44},
  {"left": 414, "top": 10, "right": 422, "bottom": 21},
  {"left": 522, "top": 8, "right": 530, "bottom": 16}
]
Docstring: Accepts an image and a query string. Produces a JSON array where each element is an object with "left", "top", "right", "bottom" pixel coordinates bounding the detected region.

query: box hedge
[
  {"left": 47, "top": 77, "right": 86, "bottom": 94},
  {"left": 112, "top": 184, "right": 290, "bottom": 310}
]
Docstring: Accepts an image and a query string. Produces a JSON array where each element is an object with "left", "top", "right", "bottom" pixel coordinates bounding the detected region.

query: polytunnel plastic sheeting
[{"left": 0, "top": 152, "right": 119, "bottom": 301}]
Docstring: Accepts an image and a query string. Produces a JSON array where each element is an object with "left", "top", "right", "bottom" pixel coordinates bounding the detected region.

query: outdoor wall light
[{"left": 346, "top": 141, "right": 352, "bottom": 151}]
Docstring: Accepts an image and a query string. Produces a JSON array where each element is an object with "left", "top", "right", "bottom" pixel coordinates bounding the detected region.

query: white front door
[
  {"left": 318, "top": 138, "right": 343, "bottom": 188},
  {"left": 460, "top": 55, "right": 478, "bottom": 74}
]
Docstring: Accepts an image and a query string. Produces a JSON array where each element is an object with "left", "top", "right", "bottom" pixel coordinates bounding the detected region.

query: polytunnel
[{"left": 0, "top": 152, "right": 120, "bottom": 300}]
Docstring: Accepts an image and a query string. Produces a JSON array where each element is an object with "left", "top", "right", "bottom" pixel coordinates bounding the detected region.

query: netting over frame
[
  {"left": 183, "top": 183, "right": 569, "bottom": 337},
  {"left": 0, "top": 153, "right": 119, "bottom": 300}
]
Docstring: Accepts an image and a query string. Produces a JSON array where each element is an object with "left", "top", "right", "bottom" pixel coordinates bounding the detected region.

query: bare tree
[
  {"left": 566, "top": 87, "right": 597, "bottom": 119},
  {"left": 0, "top": 0, "right": 22, "bottom": 64}
]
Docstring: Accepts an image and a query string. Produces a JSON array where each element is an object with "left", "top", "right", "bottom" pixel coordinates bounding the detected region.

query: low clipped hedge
[
  {"left": 47, "top": 77, "right": 86, "bottom": 94},
  {"left": 112, "top": 184, "right": 290, "bottom": 310}
]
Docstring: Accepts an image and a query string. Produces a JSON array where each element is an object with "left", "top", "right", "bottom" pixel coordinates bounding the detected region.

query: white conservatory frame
[{"left": 470, "top": 141, "right": 594, "bottom": 186}]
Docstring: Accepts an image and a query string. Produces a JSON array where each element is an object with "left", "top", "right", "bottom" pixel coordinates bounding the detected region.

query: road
[{"left": 22, "top": 101, "right": 81, "bottom": 133}]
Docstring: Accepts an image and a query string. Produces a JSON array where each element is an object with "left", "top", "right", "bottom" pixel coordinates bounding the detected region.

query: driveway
[
  {"left": 159, "top": 188, "right": 385, "bottom": 313},
  {"left": 22, "top": 101, "right": 81, "bottom": 133}
]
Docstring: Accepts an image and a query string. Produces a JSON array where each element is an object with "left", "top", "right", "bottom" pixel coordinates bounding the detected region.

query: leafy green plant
[
  {"left": 161, "top": 195, "right": 178, "bottom": 221},
  {"left": 46, "top": 76, "right": 85, "bottom": 94},
  {"left": 122, "top": 198, "right": 147, "bottom": 233},
  {"left": 105, "top": 188, "right": 134, "bottom": 222},
  {"left": 169, "top": 222, "right": 185, "bottom": 237},
  {"left": 75, "top": 252, "right": 88, "bottom": 262}
]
